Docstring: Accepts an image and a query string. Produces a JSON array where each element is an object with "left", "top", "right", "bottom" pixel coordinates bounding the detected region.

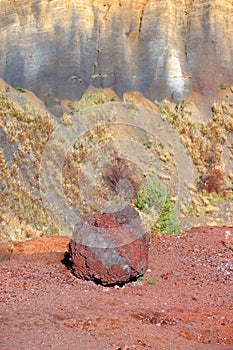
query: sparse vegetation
[
  {"left": 1, "top": 85, "right": 233, "bottom": 242},
  {"left": 143, "top": 140, "right": 152, "bottom": 149},
  {"left": 77, "top": 93, "right": 115, "bottom": 110},
  {"left": 134, "top": 179, "right": 180, "bottom": 235},
  {"left": 147, "top": 279, "right": 156, "bottom": 285},
  {"left": 102, "top": 157, "right": 141, "bottom": 197},
  {"left": 156, "top": 194, "right": 180, "bottom": 234},
  {"left": 155, "top": 98, "right": 233, "bottom": 220},
  {"left": 220, "top": 82, "right": 227, "bottom": 90},
  {"left": 0, "top": 88, "right": 122, "bottom": 241},
  {"left": 134, "top": 180, "right": 166, "bottom": 214},
  {"left": 158, "top": 99, "right": 233, "bottom": 175},
  {"left": 0, "top": 92, "right": 56, "bottom": 240},
  {"left": 134, "top": 184, "right": 148, "bottom": 210},
  {"left": 197, "top": 169, "right": 226, "bottom": 195},
  {"left": 16, "top": 86, "right": 26, "bottom": 93},
  {"left": 67, "top": 102, "right": 79, "bottom": 114}
]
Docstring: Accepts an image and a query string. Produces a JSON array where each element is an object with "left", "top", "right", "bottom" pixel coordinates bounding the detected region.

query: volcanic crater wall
[{"left": 0, "top": 0, "right": 233, "bottom": 101}]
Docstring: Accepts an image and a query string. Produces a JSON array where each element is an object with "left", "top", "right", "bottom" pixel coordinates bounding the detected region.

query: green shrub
[
  {"left": 77, "top": 93, "right": 113, "bottom": 110},
  {"left": 16, "top": 87, "right": 26, "bottom": 93},
  {"left": 220, "top": 82, "right": 227, "bottom": 90},
  {"left": 134, "top": 184, "right": 148, "bottom": 210},
  {"left": 134, "top": 179, "right": 180, "bottom": 235},
  {"left": 156, "top": 194, "right": 180, "bottom": 234},
  {"left": 143, "top": 140, "right": 152, "bottom": 149}
]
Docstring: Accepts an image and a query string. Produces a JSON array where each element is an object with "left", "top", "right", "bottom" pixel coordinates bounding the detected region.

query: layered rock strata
[{"left": 0, "top": 0, "right": 233, "bottom": 102}]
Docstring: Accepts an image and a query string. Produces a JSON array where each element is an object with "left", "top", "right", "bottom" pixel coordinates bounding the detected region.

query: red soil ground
[{"left": 0, "top": 226, "right": 233, "bottom": 350}]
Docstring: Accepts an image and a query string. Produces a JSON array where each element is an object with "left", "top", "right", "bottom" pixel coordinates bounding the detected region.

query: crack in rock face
[{"left": 1, "top": 0, "right": 233, "bottom": 102}]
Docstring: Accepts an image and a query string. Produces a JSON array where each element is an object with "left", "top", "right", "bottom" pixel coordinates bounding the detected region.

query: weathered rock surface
[
  {"left": 0, "top": 0, "right": 233, "bottom": 102},
  {"left": 68, "top": 206, "right": 149, "bottom": 285}
]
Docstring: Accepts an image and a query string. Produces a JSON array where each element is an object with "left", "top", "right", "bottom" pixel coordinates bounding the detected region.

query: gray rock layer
[{"left": 0, "top": 0, "right": 232, "bottom": 101}]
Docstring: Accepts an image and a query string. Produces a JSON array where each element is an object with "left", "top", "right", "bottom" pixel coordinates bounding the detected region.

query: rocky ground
[{"left": 0, "top": 226, "right": 233, "bottom": 350}]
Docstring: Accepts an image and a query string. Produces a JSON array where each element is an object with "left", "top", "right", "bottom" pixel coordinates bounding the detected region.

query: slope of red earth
[{"left": 0, "top": 227, "right": 233, "bottom": 350}]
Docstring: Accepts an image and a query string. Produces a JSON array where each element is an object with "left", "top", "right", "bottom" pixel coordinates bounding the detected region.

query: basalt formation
[
  {"left": 1, "top": 0, "right": 233, "bottom": 102},
  {"left": 68, "top": 207, "right": 149, "bottom": 285}
]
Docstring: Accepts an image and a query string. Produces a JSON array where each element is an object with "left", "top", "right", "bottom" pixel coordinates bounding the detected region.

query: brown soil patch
[{"left": 0, "top": 227, "right": 233, "bottom": 350}]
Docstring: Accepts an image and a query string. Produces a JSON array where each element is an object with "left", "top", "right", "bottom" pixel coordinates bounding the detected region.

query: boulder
[{"left": 68, "top": 206, "right": 149, "bottom": 286}]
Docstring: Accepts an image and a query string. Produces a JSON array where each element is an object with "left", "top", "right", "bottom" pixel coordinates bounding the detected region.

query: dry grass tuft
[{"left": 0, "top": 92, "right": 57, "bottom": 241}]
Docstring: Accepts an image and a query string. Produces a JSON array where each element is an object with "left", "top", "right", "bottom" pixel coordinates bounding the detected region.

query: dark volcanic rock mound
[{"left": 68, "top": 206, "right": 150, "bottom": 285}]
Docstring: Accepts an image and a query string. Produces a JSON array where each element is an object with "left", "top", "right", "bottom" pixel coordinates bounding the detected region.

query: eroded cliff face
[{"left": 0, "top": 0, "right": 233, "bottom": 102}]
